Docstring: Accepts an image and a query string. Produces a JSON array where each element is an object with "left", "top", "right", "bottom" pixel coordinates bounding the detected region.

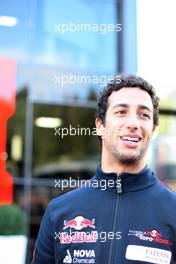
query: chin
[
  {"left": 117, "top": 152, "right": 143, "bottom": 165},
  {"left": 119, "top": 157, "right": 139, "bottom": 165}
]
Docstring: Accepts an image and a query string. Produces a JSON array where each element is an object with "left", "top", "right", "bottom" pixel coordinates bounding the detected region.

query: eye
[
  {"left": 114, "top": 110, "right": 127, "bottom": 116},
  {"left": 139, "top": 112, "right": 150, "bottom": 119}
]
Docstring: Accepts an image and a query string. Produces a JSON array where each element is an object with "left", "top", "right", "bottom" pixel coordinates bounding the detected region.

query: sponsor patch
[
  {"left": 128, "top": 229, "right": 172, "bottom": 245},
  {"left": 126, "top": 245, "right": 172, "bottom": 264},
  {"left": 58, "top": 216, "right": 97, "bottom": 244},
  {"left": 63, "top": 249, "right": 95, "bottom": 263},
  {"left": 63, "top": 216, "right": 95, "bottom": 231},
  {"left": 59, "top": 231, "right": 98, "bottom": 244}
]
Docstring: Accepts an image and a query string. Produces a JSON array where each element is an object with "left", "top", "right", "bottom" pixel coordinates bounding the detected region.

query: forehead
[{"left": 107, "top": 87, "right": 153, "bottom": 110}]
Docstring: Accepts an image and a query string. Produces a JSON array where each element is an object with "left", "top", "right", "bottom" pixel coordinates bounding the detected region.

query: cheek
[
  {"left": 142, "top": 124, "right": 154, "bottom": 138},
  {"left": 105, "top": 122, "right": 122, "bottom": 137},
  {"left": 106, "top": 116, "right": 124, "bottom": 128}
]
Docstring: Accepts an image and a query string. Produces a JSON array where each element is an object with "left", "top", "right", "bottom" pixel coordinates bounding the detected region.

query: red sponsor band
[
  {"left": 153, "top": 237, "right": 171, "bottom": 245},
  {"left": 139, "top": 234, "right": 172, "bottom": 245}
]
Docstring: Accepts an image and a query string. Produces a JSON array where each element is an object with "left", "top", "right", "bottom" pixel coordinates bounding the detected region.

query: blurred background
[{"left": 0, "top": 0, "right": 176, "bottom": 263}]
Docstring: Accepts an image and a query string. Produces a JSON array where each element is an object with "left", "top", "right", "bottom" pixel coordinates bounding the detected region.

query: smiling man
[
  {"left": 96, "top": 77, "right": 157, "bottom": 174},
  {"left": 32, "top": 75, "right": 176, "bottom": 264}
]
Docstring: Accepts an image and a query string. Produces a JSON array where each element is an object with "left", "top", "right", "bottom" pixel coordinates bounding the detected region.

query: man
[{"left": 32, "top": 75, "right": 176, "bottom": 264}]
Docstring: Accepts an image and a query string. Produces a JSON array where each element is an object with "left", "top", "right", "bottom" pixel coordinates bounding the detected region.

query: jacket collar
[{"left": 91, "top": 164, "right": 158, "bottom": 193}]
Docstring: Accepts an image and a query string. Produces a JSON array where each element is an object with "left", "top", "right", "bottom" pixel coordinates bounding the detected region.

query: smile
[{"left": 120, "top": 136, "right": 142, "bottom": 143}]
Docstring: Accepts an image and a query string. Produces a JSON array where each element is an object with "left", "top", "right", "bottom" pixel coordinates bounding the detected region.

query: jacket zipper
[
  {"left": 116, "top": 174, "right": 122, "bottom": 194},
  {"left": 108, "top": 174, "right": 122, "bottom": 264}
]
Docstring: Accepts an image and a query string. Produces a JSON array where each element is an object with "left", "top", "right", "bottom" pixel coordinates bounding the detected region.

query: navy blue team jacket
[{"left": 32, "top": 165, "right": 176, "bottom": 264}]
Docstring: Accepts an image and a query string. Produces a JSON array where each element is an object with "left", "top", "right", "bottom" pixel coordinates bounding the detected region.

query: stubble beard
[
  {"left": 115, "top": 149, "right": 145, "bottom": 165},
  {"left": 112, "top": 142, "right": 149, "bottom": 165}
]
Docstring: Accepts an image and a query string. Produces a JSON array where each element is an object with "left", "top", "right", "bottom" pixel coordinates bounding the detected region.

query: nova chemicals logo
[
  {"left": 63, "top": 249, "right": 95, "bottom": 263},
  {"left": 63, "top": 250, "right": 72, "bottom": 263}
]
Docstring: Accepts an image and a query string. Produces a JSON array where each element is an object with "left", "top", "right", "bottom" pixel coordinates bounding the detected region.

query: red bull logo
[
  {"left": 63, "top": 216, "right": 95, "bottom": 231},
  {"left": 60, "top": 231, "right": 98, "bottom": 244}
]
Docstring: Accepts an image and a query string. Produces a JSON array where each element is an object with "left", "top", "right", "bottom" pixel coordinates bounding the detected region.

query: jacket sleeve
[
  {"left": 32, "top": 203, "right": 55, "bottom": 264},
  {"left": 174, "top": 244, "right": 176, "bottom": 264}
]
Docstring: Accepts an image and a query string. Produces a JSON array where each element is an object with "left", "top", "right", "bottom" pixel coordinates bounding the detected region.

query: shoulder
[
  {"left": 51, "top": 182, "right": 92, "bottom": 205},
  {"left": 155, "top": 180, "right": 176, "bottom": 203},
  {"left": 46, "top": 183, "right": 96, "bottom": 221}
]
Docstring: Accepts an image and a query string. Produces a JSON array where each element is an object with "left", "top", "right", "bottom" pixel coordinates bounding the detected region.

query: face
[{"left": 96, "top": 87, "right": 156, "bottom": 165}]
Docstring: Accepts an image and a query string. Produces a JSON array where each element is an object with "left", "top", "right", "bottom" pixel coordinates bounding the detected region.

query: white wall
[{"left": 137, "top": 0, "right": 176, "bottom": 99}]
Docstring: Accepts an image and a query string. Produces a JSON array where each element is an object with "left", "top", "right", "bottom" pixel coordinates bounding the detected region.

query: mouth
[
  {"left": 120, "top": 136, "right": 142, "bottom": 143},
  {"left": 119, "top": 135, "right": 142, "bottom": 148}
]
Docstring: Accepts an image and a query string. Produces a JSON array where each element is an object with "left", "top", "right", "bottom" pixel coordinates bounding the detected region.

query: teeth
[{"left": 121, "top": 136, "right": 140, "bottom": 142}]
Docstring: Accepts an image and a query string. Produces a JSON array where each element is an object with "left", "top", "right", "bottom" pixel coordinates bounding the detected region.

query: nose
[{"left": 125, "top": 114, "right": 140, "bottom": 131}]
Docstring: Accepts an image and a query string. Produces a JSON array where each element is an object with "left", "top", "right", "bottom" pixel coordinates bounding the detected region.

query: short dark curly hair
[{"left": 96, "top": 74, "right": 160, "bottom": 126}]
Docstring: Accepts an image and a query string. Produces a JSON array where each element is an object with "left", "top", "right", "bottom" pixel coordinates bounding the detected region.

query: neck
[{"left": 101, "top": 152, "right": 146, "bottom": 174}]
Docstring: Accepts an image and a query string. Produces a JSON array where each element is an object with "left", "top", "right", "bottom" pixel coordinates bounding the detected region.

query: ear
[{"left": 95, "top": 117, "right": 105, "bottom": 138}]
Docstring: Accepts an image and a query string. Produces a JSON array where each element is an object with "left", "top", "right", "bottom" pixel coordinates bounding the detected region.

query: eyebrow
[{"left": 112, "top": 103, "right": 152, "bottom": 112}]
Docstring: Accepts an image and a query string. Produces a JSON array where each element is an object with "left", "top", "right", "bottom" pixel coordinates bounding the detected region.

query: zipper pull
[{"left": 116, "top": 175, "right": 122, "bottom": 193}]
